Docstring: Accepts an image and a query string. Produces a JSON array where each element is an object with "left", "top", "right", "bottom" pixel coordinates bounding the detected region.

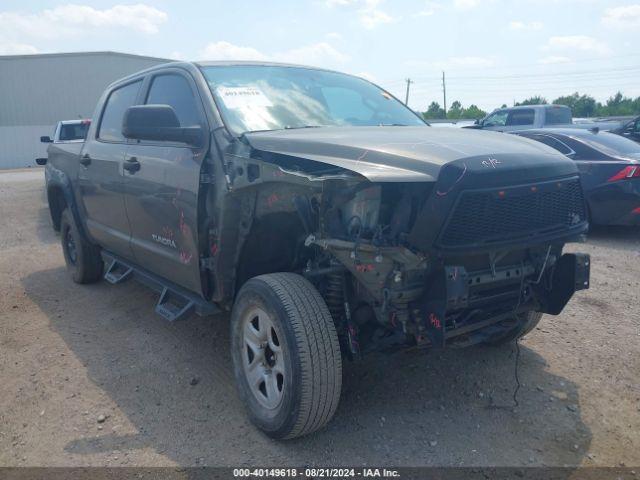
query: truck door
[
  {"left": 78, "top": 79, "right": 143, "bottom": 260},
  {"left": 122, "top": 70, "right": 208, "bottom": 296}
]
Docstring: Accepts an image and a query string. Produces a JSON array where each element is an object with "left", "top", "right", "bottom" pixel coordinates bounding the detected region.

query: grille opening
[{"left": 439, "top": 178, "right": 586, "bottom": 248}]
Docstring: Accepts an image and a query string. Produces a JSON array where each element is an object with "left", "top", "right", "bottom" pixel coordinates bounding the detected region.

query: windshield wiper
[
  {"left": 378, "top": 123, "right": 409, "bottom": 126},
  {"left": 284, "top": 125, "right": 325, "bottom": 130}
]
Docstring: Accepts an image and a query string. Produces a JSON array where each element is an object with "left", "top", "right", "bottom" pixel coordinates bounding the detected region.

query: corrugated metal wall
[
  {"left": 0, "top": 126, "right": 53, "bottom": 169},
  {"left": 0, "top": 52, "right": 169, "bottom": 169}
]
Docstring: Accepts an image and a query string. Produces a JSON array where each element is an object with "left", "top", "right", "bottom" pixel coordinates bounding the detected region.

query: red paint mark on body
[{"left": 429, "top": 313, "right": 441, "bottom": 329}]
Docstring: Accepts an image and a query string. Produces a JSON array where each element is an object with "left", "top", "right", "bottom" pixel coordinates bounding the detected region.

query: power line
[
  {"left": 376, "top": 53, "right": 640, "bottom": 84},
  {"left": 415, "top": 65, "right": 640, "bottom": 82}
]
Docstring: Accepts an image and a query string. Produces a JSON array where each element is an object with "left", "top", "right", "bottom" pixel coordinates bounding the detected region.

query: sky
[{"left": 1, "top": 0, "right": 639, "bottom": 112}]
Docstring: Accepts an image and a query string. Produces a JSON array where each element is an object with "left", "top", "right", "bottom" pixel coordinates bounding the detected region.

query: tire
[
  {"left": 230, "top": 273, "right": 342, "bottom": 439},
  {"left": 484, "top": 311, "right": 543, "bottom": 346},
  {"left": 60, "top": 208, "right": 103, "bottom": 284}
]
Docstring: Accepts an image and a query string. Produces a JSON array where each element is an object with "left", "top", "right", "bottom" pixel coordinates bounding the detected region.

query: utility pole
[
  {"left": 442, "top": 71, "right": 447, "bottom": 118},
  {"left": 404, "top": 78, "right": 413, "bottom": 106}
]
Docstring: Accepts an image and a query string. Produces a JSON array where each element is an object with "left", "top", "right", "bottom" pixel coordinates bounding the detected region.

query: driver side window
[{"left": 484, "top": 110, "right": 508, "bottom": 127}]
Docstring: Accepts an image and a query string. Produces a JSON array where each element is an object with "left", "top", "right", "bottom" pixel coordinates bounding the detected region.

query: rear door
[
  {"left": 122, "top": 69, "right": 209, "bottom": 296},
  {"left": 77, "top": 80, "right": 143, "bottom": 259}
]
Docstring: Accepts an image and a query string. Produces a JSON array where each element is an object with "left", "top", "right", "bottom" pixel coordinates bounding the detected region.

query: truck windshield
[{"left": 201, "top": 65, "right": 425, "bottom": 134}]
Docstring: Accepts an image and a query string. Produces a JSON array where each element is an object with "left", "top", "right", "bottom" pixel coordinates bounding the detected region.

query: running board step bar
[
  {"left": 101, "top": 252, "right": 220, "bottom": 321},
  {"left": 104, "top": 258, "right": 133, "bottom": 284}
]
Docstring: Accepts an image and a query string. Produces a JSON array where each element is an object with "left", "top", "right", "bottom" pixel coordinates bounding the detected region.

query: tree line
[{"left": 421, "top": 91, "right": 640, "bottom": 120}]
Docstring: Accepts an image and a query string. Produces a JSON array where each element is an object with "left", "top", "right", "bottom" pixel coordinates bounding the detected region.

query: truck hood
[{"left": 244, "top": 126, "right": 578, "bottom": 183}]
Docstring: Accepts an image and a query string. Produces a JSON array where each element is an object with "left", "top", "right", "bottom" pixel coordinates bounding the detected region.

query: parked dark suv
[{"left": 41, "top": 61, "right": 590, "bottom": 439}]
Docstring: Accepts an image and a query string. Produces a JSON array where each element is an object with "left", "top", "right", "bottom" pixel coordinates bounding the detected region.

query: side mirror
[
  {"left": 122, "top": 105, "right": 203, "bottom": 146},
  {"left": 35, "top": 158, "right": 47, "bottom": 165},
  {"left": 40, "top": 136, "right": 52, "bottom": 143}
]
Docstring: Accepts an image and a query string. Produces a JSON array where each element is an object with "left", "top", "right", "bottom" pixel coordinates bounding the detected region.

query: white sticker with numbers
[{"left": 217, "top": 86, "right": 273, "bottom": 109}]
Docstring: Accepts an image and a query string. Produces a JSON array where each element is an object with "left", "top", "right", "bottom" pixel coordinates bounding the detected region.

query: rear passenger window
[
  {"left": 146, "top": 74, "right": 201, "bottom": 128},
  {"left": 530, "top": 135, "right": 573, "bottom": 156},
  {"left": 545, "top": 107, "right": 572, "bottom": 125},
  {"left": 98, "top": 81, "right": 142, "bottom": 142},
  {"left": 507, "top": 109, "right": 535, "bottom": 126}
]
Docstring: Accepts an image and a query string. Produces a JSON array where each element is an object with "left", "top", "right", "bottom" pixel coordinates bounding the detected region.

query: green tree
[
  {"left": 448, "top": 100, "right": 463, "bottom": 119},
  {"left": 552, "top": 92, "right": 597, "bottom": 117},
  {"left": 423, "top": 101, "right": 446, "bottom": 119},
  {"left": 515, "top": 96, "right": 548, "bottom": 106},
  {"left": 462, "top": 104, "right": 486, "bottom": 119},
  {"left": 598, "top": 91, "right": 635, "bottom": 116}
]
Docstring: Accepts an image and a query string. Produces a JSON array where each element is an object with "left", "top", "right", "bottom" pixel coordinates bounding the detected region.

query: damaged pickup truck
[{"left": 42, "top": 61, "right": 591, "bottom": 439}]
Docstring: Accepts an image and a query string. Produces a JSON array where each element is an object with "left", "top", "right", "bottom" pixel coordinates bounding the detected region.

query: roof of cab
[{"left": 106, "top": 60, "right": 359, "bottom": 90}]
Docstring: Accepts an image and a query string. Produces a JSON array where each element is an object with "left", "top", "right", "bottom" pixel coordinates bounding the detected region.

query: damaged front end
[
  {"left": 303, "top": 171, "right": 590, "bottom": 355},
  {"left": 210, "top": 130, "right": 591, "bottom": 357}
]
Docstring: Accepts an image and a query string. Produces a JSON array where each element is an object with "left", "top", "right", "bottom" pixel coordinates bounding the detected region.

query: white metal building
[{"left": 0, "top": 51, "right": 170, "bottom": 169}]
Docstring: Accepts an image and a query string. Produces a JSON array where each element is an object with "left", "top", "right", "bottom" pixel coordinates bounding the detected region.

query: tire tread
[{"left": 255, "top": 273, "right": 342, "bottom": 439}]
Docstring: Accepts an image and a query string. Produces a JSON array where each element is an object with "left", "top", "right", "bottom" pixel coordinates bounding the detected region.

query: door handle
[
  {"left": 123, "top": 156, "right": 140, "bottom": 173},
  {"left": 79, "top": 154, "right": 91, "bottom": 166}
]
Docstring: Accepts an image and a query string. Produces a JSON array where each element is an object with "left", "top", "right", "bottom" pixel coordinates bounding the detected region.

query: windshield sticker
[{"left": 217, "top": 86, "right": 273, "bottom": 109}]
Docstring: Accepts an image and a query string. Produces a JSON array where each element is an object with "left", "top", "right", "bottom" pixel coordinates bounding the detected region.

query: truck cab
[{"left": 471, "top": 104, "right": 573, "bottom": 132}]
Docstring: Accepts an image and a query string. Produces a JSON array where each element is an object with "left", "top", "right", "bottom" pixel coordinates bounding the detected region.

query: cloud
[
  {"left": 325, "top": 32, "right": 343, "bottom": 40},
  {"left": 543, "top": 35, "right": 610, "bottom": 55},
  {"left": 200, "top": 41, "right": 268, "bottom": 61},
  {"left": 324, "top": 0, "right": 397, "bottom": 28},
  {"left": 417, "top": 1, "right": 442, "bottom": 16},
  {"left": 277, "top": 42, "right": 349, "bottom": 64},
  {"left": 538, "top": 55, "right": 571, "bottom": 64},
  {"left": 0, "top": 4, "right": 168, "bottom": 40},
  {"left": 0, "top": 42, "right": 38, "bottom": 55},
  {"left": 199, "top": 41, "right": 349, "bottom": 67},
  {"left": 354, "top": 71, "right": 376, "bottom": 82},
  {"left": 602, "top": 4, "right": 640, "bottom": 29},
  {"left": 359, "top": 0, "right": 397, "bottom": 28},
  {"left": 324, "top": 0, "right": 357, "bottom": 6},
  {"left": 509, "top": 20, "right": 543, "bottom": 30},
  {"left": 454, "top": 0, "right": 480, "bottom": 10},
  {"left": 168, "top": 51, "right": 186, "bottom": 61}
]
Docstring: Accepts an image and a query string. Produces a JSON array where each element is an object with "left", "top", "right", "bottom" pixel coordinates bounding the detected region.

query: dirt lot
[{"left": 1, "top": 168, "right": 639, "bottom": 468}]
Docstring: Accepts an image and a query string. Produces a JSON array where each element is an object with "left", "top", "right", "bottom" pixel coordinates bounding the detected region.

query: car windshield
[
  {"left": 200, "top": 65, "right": 425, "bottom": 134},
  {"left": 576, "top": 132, "right": 640, "bottom": 158}
]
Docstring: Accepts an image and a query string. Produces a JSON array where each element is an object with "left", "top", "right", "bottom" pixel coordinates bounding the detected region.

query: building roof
[{"left": 0, "top": 50, "right": 171, "bottom": 62}]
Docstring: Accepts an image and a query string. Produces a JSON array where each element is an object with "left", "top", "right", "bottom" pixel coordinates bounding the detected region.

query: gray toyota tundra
[{"left": 42, "top": 61, "right": 590, "bottom": 439}]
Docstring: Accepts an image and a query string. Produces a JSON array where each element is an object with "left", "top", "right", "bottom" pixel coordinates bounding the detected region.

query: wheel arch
[{"left": 46, "top": 168, "right": 90, "bottom": 241}]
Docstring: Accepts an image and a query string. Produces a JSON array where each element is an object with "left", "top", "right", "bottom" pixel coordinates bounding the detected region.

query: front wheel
[{"left": 230, "top": 273, "right": 342, "bottom": 439}]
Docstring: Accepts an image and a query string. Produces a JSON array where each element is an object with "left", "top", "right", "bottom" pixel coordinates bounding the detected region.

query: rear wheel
[
  {"left": 60, "top": 208, "right": 103, "bottom": 284},
  {"left": 230, "top": 273, "right": 342, "bottom": 439},
  {"left": 484, "top": 311, "right": 543, "bottom": 346}
]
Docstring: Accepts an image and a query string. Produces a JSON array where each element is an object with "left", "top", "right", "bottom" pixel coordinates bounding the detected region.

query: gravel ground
[{"left": 0, "top": 168, "right": 639, "bottom": 468}]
